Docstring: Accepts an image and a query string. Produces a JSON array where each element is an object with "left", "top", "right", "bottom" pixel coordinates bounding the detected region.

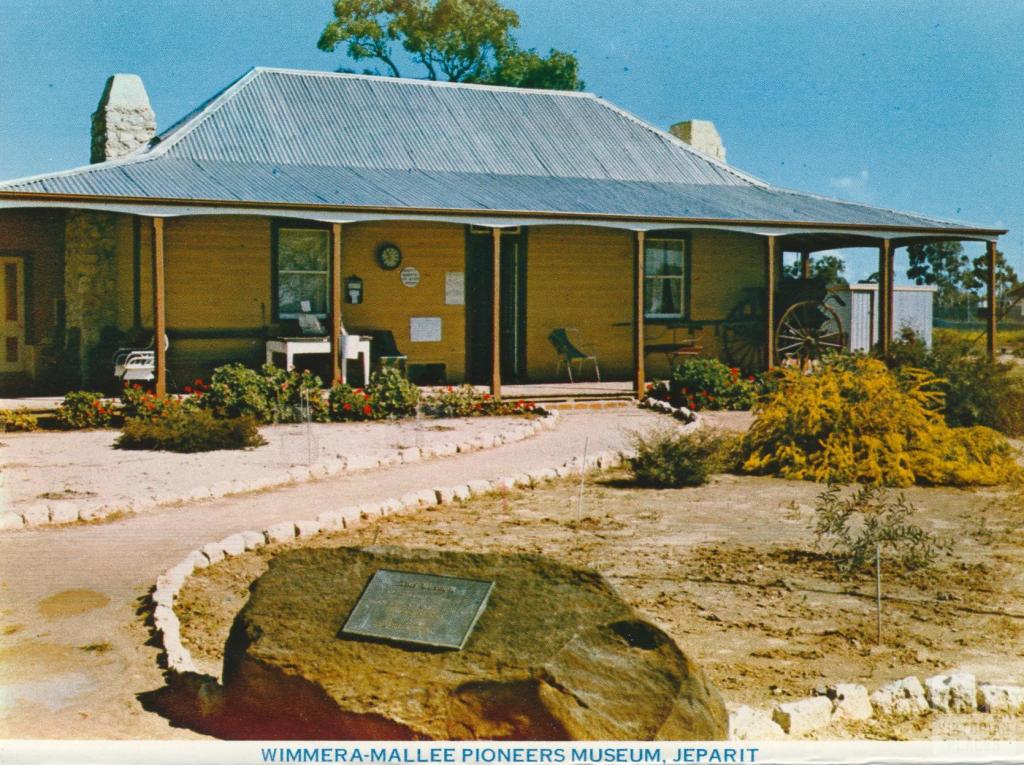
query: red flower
[
  {"left": 281, "top": 382, "right": 289, "bottom": 391},
  {"left": 362, "top": 404, "right": 372, "bottom": 415},
  {"left": 194, "top": 379, "right": 204, "bottom": 387},
  {"left": 483, "top": 393, "right": 492, "bottom": 400},
  {"left": 748, "top": 375, "right": 755, "bottom": 382},
  {"left": 343, "top": 403, "right": 352, "bottom": 411},
  {"left": 184, "top": 385, "right": 193, "bottom": 394},
  {"left": 682, "top": 387, "right": 689, "bottom": 394}
]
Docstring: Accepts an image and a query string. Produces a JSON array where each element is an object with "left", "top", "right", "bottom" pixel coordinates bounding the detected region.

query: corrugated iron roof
[{"left": 0, "top": 67, "right": 994, "bottom": 234}]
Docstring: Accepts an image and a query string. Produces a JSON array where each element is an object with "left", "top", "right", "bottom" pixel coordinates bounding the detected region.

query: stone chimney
[
  {"left": 669, "top": 119, "right": 726, "bottom": 162},
  {"left": 90, "top": 74, "right": 156, "bottom": 163}
]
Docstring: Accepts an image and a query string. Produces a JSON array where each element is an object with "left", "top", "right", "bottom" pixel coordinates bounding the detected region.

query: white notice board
[
  {"left": 445, "top": 271, "right": 465, "bottom": 305},
  {"left": 410, "top": 317, "right": 442, "bottom": 342}
]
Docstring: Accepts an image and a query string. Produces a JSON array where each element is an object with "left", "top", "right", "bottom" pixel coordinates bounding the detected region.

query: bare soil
[{"left": 176, "top": 468, "right": 1024, "bottom": 739}]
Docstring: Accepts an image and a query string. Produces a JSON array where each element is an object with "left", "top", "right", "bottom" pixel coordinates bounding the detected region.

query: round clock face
[{"left": 376, "top": 243, "right": 402, "bottom": 270}]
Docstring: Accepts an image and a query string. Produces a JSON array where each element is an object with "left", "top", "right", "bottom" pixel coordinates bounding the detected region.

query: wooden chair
[{"left": 548, "top": 327, "right": 600, "bottom": 382}]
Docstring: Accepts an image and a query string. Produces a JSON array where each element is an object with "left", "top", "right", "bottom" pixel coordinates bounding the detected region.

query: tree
[
  {"left": 782, "top": 253, "right": 848, "bottom": 286},
  {"left": 318, "top": 0, "right": 583, "bottom": 90},
  {"left": 906, "top": 241, "right": 970, "bottom": 310},
  {"left": 968, "top": 248, "right": 1020, "bottom": 308}
]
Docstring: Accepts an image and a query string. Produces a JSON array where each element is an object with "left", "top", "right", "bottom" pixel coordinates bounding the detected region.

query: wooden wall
[
  {"left": 525, "top": 226, "right": 766, "bottom": 381},
  {"left": 339, "top": 221, "right": 467, "bottom": 381},
  {"left": 526, "top": 225, "right": 635, "bottom": 380}
]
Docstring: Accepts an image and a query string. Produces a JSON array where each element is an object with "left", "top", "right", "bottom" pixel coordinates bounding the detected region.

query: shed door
[{"left": 0, "top": 257, "right": 25, "bottom": 372}]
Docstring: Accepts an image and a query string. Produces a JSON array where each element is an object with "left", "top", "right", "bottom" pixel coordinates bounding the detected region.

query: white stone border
[
  {"left": 729, "top": 674, "right": 1024, "bottom": 740},
  {"left": 148, "top": 435, "right": 623, "bottom": 676},
  {"left": 638, "top": 396, "right": 700, "bottom": 430},
  {"left": 1, "top": 410, "right": 558, "bottom": 531}
]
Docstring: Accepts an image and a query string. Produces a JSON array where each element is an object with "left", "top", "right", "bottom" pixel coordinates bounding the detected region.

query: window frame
[
  {"left": 271, "top": 221, "right": 332, "bottom": 322},
  {"left": 643, "top": 234, "right": 692, "bottom": 322}
]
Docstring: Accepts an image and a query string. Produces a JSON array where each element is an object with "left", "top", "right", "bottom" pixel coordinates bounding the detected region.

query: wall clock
[{"left": 376, "top": 243, "right": 403, "bottom": 270}]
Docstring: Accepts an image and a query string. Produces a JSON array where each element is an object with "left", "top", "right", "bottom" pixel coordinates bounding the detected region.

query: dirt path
[
  {"left": 0, "top": 407, "right": 666, "bottom": 738},
  {"left": 178, "top": 470, "right": 1024, "bottom": 741}
]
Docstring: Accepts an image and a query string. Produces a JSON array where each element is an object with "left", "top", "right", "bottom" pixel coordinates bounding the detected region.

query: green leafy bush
[
  {"left": 201, "top": 363, "right": 327, "bottom": 423},
  {"left": 329, "top": 367, "right": 420, "bottom": 421},
  {"left": 56, "top": 391, "right": 115, "bottom": 429},
  {"left": 628, "top": 426, "right": 738, "bottom": 487},
  {"left": 886, "top": 328, "right": 1024, "bottom": 436},
  {"left": 421, "top": 384, "right": 539, "bottom": 417},
  {"left": 647, "top": 358, "right": 763, "bottom": 411},
  {"left": 120, "top": 382, "right": 202, "bottom": 419},
  {"left": 367, "top": 366, "right": 420, "bottom": 417},
  {"left": 0, "top": 409, "right": 39, "bottom": 432},
  {"left": 328, "top": 384, "right": 377, "bottom": 421},
  {"left": 812, "top": 484, "right": 949, "bottom": 576},
  {"left": 116, "top": 409, "right": 265, "bottom": 453},
  {"left": 742, "top": 355, "right": 1022, "bottom": 486}
]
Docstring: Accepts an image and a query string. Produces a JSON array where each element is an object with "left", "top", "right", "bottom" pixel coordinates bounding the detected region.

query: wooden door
[
  {"left": 465, "top": 228, "right": 527, "bottom": 384},
  {"left": 0, "top": 257, "right": 25, "bottom": 373}
]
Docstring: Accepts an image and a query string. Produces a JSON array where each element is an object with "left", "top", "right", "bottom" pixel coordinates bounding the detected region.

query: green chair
[{"left": 548, "top": 327, "right": 600, "bottom": 383}]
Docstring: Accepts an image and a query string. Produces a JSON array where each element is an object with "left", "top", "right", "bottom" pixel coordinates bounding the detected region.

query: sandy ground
[
  {"left": 0, "top": 416, "right": 531, "bottom": 517},
  {"left": 176, "top": 468, "right": 1024, "bottom": 740},
  {"left": 0, "top": 407, "right": 658, "bottom": 739}
]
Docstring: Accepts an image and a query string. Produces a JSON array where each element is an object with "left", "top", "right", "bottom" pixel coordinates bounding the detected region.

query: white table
[{"left": 265, "top": 334, "right": 371, "bottom": 385}]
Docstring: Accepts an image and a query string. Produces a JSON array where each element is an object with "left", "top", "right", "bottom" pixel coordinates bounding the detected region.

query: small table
[{"left": 265, "top": 335, "right": 371, "bottom": 385}]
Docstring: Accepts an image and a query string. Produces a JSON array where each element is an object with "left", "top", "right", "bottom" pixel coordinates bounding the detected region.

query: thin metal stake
[
  {"left": 577, "top": 437, "right": 589, "bottom": 524},
  {"left": 875, "top": 543, "right": 882, "bottom": 645}
]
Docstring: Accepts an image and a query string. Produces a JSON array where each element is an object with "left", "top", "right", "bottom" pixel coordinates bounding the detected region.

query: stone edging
[
  {"left": 0, "top": 410, "right": 559, "bottom": 531},
  {"left": 149, "top": 437, "right": 624, "bottom": 676},
  {"left": 730, "top": 675, "right": 1024, "bottom": 739},
  {"left": 638, "top": 397, "right": 699, "bottom": 427}
]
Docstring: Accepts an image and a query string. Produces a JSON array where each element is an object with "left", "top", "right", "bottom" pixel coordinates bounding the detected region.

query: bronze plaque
[{"left": 340, "top": 569, "right": 494, "bottom": 650}]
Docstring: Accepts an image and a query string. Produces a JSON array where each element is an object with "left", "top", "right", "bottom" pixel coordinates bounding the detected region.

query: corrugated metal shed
[
  {"left": 0, "top": 67, "right": 999, "bottom": 235},
  {"left": 832, "top": 284, "right": 937, "bottom": 351}
]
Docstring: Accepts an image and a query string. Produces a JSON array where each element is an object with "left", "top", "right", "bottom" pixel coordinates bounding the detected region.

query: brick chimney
[
  {"left": 669, "top": 119, "right": 726, "bottom": 162},
  {"left": 90, "top": 74, "right": 156, "bottom": 163}
]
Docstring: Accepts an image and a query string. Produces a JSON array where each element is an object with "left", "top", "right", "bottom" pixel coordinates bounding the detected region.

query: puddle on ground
[
  {"left": 37, "top": 589, "right": 110, "bottom": 619},
  {"left": 0, "top": 672, "right": 96, "bottom": 718}
]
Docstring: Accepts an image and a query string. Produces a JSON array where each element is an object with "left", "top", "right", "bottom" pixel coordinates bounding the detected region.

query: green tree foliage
[
  {"left": 782, "top": 253, "right": 848, "bottom": 286},
  {"left": 318, "top": 0, "right": 583, "bottom": 90},
  {"left": 906, "top": 241, "right": 969, "bottom": 309}
]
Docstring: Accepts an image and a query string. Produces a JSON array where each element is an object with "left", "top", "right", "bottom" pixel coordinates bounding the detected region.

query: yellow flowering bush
[{"left": 741, "top": 356, "right": 1022, "bottom": 487}]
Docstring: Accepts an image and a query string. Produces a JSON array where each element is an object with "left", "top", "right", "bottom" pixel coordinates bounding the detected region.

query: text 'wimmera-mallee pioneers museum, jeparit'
[{"left": 0, "top": 67, "right": 1007, "bottom": 398}]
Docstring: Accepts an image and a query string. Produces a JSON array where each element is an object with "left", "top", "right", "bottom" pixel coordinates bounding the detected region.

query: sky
[{"left": 1, "top": 0, "right": 1021, "bottom": 283}]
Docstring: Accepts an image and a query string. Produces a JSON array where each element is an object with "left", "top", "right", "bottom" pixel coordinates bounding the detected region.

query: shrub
[
  {"left": 120, "top": 382, "right": 201, "bottom": 419},
  {"left": 328, "top": 383, "right": 377, "bottom": 421},
  {"left": 0, "top": 409, "right": 39, "bottom": 432},
  {"left": 647, "top": 358, "right": 763, "bottom": 411},
  {"left": 886, "top": 328, "right": 1024, "bottom": 436},
  {"left": 741, "top": 355, "right": 1022, "bottom": 487},
  {"left": 56, "top": 391, "right": 115, "bottom": 429},
  {"left": 201, "top": 363, "right": 327, "bottom": 423},
  {"left": 366, "top": 366, "right": 420, "bottom": 418},
  {"left": 628, "top": 426, "right": 738, "bottom": 487},
  {"left": 812, "top": 484, "right": 949, "bottom": 576},
  {"left": 421, "top": 384, "right": 539, "bottom": 418},
  {"left": 116, "top": 409, "right": 265, "bottom": 453}
]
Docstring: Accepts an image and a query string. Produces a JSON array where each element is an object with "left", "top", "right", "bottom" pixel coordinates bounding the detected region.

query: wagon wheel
[
  {"left": 722, "top": 289, "right": 766, "bottom": 373},
  {"left": 775, "top": 300, "right": 845, "bottom": 368}
]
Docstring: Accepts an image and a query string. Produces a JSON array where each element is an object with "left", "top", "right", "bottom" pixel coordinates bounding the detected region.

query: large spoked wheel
[
  {"left": 722, "top": 289, "right": 767, "bottom": 373},
  {"left": 775, "top": 300, "right": 845, "bottom": 368}
]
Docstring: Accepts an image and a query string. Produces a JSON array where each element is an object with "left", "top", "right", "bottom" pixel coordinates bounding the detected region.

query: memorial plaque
[{"left": 340, "top": 569, "right": 494, "bottom": 650}]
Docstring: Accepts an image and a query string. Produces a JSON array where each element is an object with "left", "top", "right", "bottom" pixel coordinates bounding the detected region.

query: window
[
  {"left": 276, "top": 227, "right": 329, "bottom": 319},
  {"left": 644, "top": 238, "right": 688, "bottom": 319}
]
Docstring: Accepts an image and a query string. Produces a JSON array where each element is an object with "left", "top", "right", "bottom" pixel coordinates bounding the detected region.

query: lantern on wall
[{"left": 345, "top": 275, "right": 363, "bottom": 304}]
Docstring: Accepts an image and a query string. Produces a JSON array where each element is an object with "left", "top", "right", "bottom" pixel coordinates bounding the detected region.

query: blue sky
[{"left": 1, "top": 0, "right": 1021, "bottom": 282}]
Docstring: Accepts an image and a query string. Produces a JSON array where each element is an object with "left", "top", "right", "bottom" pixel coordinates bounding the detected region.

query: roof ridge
[
  {"left": 146, "top": 67, "right": 264, "bottom": 158},
  {"left": 588, "top": 96, "right": 771, "bottom": 189},
  {"left": 248, "top": 65, "right": 597, "bottom": 98}
]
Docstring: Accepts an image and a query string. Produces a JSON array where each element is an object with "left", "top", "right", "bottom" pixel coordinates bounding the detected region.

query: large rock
[{"left": 223, "top": 546, "right": 727, "bottom": 740}]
